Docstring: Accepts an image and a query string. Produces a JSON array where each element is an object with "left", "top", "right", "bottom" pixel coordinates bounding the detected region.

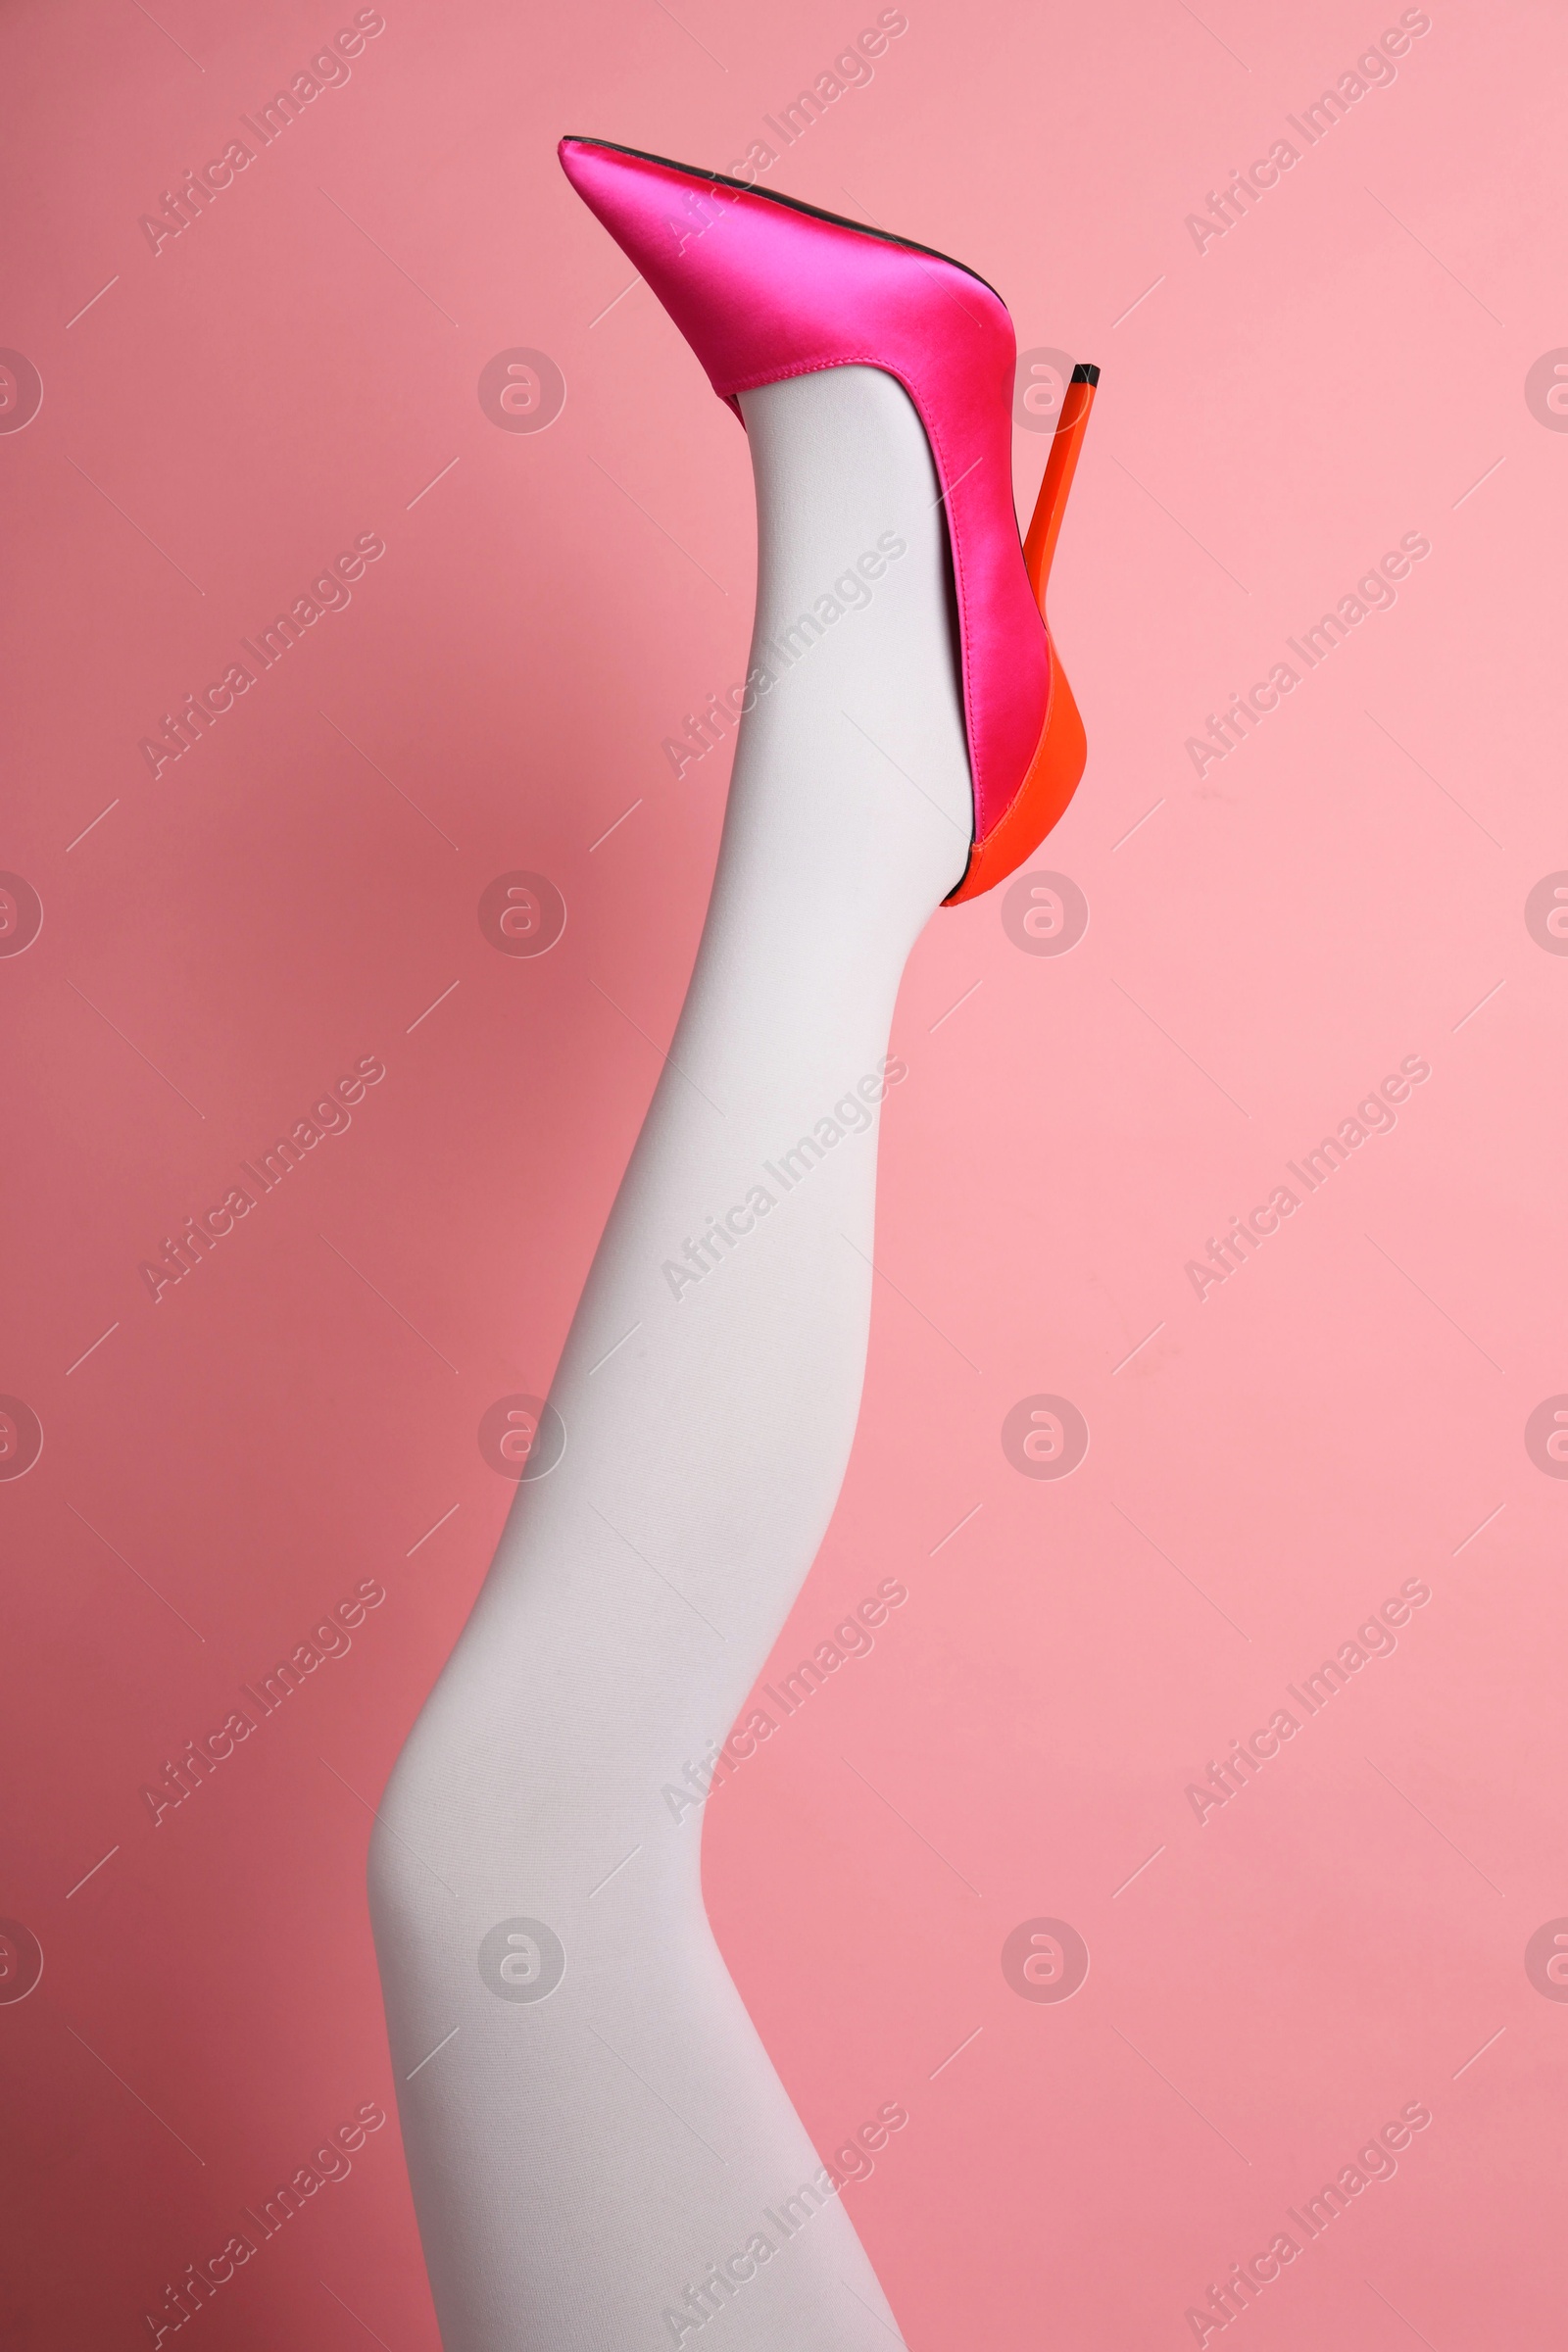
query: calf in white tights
[{"left": 369, "top": 363, "right": 974, "bottom": 2351}]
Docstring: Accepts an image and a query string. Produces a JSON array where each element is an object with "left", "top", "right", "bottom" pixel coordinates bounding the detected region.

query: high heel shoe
[{"left": 558, "top": 136, "right": 1098, "bottom": 906}]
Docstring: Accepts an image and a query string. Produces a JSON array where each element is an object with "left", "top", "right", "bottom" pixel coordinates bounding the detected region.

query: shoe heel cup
[{"left": 941, "top": 366, "right": 1098, "bottom": 906}]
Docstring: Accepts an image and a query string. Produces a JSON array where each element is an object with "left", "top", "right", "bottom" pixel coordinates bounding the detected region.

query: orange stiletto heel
[{"left": 944, "top": 364, "right": 1099, "bottom": 906}]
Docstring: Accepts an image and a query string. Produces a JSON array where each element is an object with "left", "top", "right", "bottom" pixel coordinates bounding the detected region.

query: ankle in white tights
[{"left": 370, "top": 362, "right": 974, "bottom": 2351}]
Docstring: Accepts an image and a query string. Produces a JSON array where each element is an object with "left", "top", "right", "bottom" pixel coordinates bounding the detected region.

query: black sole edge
[{"left": 561, "top": 133, "right": 1006, "bottom": 307}]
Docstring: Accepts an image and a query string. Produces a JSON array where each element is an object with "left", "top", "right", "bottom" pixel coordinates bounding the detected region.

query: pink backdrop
[{"left": 3, "top": 0, "right": 1563, "bottom": 2343}]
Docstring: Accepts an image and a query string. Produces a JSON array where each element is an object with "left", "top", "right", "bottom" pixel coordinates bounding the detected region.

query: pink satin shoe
[{"left": 559, "top": 136, "right": 1097, "bottom": 905}]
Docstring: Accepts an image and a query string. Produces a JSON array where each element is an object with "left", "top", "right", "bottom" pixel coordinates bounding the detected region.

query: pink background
[{"left": 3, "top": 0, "right": 1564, "bottom": 2343}]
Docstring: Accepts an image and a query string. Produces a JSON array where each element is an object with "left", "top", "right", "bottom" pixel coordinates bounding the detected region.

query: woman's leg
[{"left": 370, "top": 363, "right": 973, "bottom": 2351}]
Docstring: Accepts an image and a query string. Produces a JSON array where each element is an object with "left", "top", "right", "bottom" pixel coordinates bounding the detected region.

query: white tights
[{"left": 370, "top": 364, "right": 974, "bottom": 2350}]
